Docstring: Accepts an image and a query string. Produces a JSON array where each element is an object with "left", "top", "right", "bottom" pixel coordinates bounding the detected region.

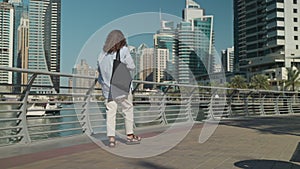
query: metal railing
[{"left": 0, "top": 66, "right": 299, "bottom": 147}]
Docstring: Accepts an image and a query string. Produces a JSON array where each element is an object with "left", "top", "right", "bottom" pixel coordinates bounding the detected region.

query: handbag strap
[{"left": 116, "top": 49, "right": 121, "bottom": 61}]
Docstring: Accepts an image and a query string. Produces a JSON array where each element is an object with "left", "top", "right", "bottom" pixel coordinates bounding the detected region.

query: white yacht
[
  {"left": 27, "top": 100, "right": 61, "bottom": 116},
  {"left": 27, "top": 103, "right": 46, "bottom": 116}
]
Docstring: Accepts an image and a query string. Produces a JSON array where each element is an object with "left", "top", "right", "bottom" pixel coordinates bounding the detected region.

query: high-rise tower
[
  {"left": 18, "top": 12, "right": 29, "bottom": 88},
  {"left": 9, "top": 0, "right": 27, "bottom": 92},
  {"left": 234, "top": 0, "right": 300, "bottom": 88},
  {"left": 0, "top": 2, "right": 14, "bottom": 89},
  {"left": 177, "top": 0, "right": 215, "bottom": 84},
  {"left": 28, "top": 0, "right": 61, "bottom": 94}
]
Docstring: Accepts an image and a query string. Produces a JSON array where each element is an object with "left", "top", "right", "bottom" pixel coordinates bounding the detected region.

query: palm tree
[
  {"left": 284, "top": 67, "right": 300, "bottom": 91},
  {"left": 228, "top": 75, "right": 247, "bottom": 100},
  {"left": 249, "top": 74, "right": 270, "bottom": 90},
  {"left": 249, "top": 75, "right": 270, "bottom": 107},
  {"left": 229, "top": 75, "right": 247, "bottom": 89}
]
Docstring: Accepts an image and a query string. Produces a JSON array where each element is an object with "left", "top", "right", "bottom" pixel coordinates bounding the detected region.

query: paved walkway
[{"left": 1, "top": 115, "right": 300, "bottom": 169}]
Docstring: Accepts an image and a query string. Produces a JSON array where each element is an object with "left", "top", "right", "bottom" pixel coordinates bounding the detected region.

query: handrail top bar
[
  {"left": 132, "top": 80, "right": 299, "bottom": 94},
  {"left": 0, "top": 66, "right": 95, "bottom": 79},
  {"left": 0, "top": 66, "right": 298, "bottom": 94}
]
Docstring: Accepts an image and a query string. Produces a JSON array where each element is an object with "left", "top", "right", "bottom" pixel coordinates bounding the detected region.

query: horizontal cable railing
[{"left": 0, "top": 66, "right": 299, "bottom": 147}]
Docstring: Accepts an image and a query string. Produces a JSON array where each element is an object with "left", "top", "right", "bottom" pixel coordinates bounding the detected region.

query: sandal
[
  {"left": 126, "top": 134, "right": 141, "bottom": 145},
  {"left": 108, "top": 137, "right": 116, "bottom": 148}
]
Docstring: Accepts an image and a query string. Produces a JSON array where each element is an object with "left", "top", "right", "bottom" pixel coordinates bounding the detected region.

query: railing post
[
  {"left": 244, "top": 93, "right": 249, "bottom": 116},
  {"left": 160, "top": 95, "right": 168, "bottom": 125},
  {"left": 160, "top": 85, "right": 172, "bottom": 125},
  {"left": 80, "top": 79, "right": 97, "bottom": 135},
  {"left": 275, "top": 95, "right": 280, "bottom": 115},
  {"left": 260, "top": 94, "right": 266, "bottom": 116},
  {"left": 227, "top": 98, "right": 232, "bottom": 117},
  {"left": 227, "top": 90, "right": 237, "bottom": 117},
  {"left": 288, "top": 95, "right": 294, "bottom": 115},
  {"left": 17, "top": 74, "right": 38, "bottom": 144},
  {"left": 243, "top": 92, "right": 253, "bottom": 116},
  {"left": 207, "top": 89, "right": 218, "bottom": 120},
  {"left": 187, "top": 93, "right": 194, "bottom": 122}
]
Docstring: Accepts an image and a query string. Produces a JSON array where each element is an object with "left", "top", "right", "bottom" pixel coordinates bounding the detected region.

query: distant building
[
  {"left": 154, "top": 20, "right": 176, "bottom": 81},
  {"left": 221, "top": 47, "right": 234, "bottom": 72},
  {"left": 0, "top": 2, "right": 14, "bottom": 90},
  {"left": 10, "top": 0, "right": 26, "bottom": 92},
  {"left": 128, "top": 46, "right": 140, "bottom": 80},
  {"left": 18, "top": 13, "right": 29, "bottom": 89},
  {"left": 214, "top": 64, "right": 222, "bottom": 73},
  {"left": 154, "top": 48, "right": 169, "bottom": 83},
  {"left": 28, "top": 0, "right": 61, "bottom": 94},
  {"left": 138, "top": 44, "right": 154, "bottom": 82},
  {"left": 72, "top": 59, "right": 97, "bottom": 95}
]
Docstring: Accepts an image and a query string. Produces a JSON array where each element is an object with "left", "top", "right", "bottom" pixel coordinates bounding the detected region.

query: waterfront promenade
[{"left": 0, "top": 115, "right": 300, "bottom": 169}]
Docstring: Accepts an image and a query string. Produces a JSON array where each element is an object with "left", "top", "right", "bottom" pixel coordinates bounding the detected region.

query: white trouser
[{"left": 105, "top": 93, "right": 134, "bottom": 137}]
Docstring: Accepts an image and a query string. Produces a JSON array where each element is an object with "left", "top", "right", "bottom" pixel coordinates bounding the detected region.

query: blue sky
[{"left": 61, "top": 0, "right": 233, "bottom": 73}]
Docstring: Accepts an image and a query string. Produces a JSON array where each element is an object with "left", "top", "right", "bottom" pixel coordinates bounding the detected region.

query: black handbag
[{"left": 109, "top": 49, "right": 132, "bottom": 100}]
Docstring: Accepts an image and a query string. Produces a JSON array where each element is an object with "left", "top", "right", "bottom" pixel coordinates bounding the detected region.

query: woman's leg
[
  {"left": 105, "top": 100, "right": 118, "bottom": 137},
  {"left": 120, "top": 93, "right": 134, "bottom": 135}
]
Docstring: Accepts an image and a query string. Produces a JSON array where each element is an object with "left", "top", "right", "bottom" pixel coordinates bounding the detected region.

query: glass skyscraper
[
  {"left": 28, "top": 0, "right": 61, "bottom": 94},
  {"left": 154, "top": 20, "right": 176, "bottom": 81},
  {"left": 177, "top": 0, "right": 215, "bottom": 84},
  {"left": 152, "top": 0, "right": 215, "bottom": 84}
]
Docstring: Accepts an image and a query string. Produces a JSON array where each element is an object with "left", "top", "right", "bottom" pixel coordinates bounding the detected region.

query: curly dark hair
[{"left": 103, "top": 30, "right": 127, "bottom": 54}]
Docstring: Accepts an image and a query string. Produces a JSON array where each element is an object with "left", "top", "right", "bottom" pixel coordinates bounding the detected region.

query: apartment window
[
  {"left": 297, "top": 45, "right": 299, "bottom": 50},
  {"left": 295, "top": 36, "right": 299, "bottom": 40},
  {"left": 294, "top": 18, "right": 298, "bottom": 22},
  {"left": 295, "top": 27, "right": 298, "bottom": 31},
  {"left": 294, "top": 9, "right": 298, "bottom": 13},
  {"left": 294, "top": 0, "right": 297, "bottom": 4}
]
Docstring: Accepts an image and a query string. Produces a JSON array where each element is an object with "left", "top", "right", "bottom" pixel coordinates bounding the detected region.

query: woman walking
[{"left": 97, "top": 30, "right": 141, "bottom": 147}]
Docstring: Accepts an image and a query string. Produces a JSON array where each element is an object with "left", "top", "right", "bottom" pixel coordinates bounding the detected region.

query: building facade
[
  {"left": 18, "top": 13, "right": 28, "bottom": 87},
  {"left": 10, "top": 0, "right": 27, "bottom": 92},
  {"left": 128, "top": 45, "right": 140, "bottom": 80},
  {"left": 0, "top": 2, "right": 14, "bottom": 88},
  {"left": 234, "top": 0, "right": 300, "bottom": 88},
  {"left": 153, "top": 48, "right": 169, "bottom": 83},
  {"left": 177, "top": 0, "right": 215, "bottom": 84},
  {"left": 138, "top": 44, "right": 154, "bottom": 82},
  {"left": 154, "top": 20, "right": 176, "bottom": 81},
  {"left": 71, "top": 59, "right": 97, "bottom": 95},
  {"left": 221, "top": 47, "right": 234, "bottom": 72},
  {"left": 28, "top": 0, "right": 61, "bottom": 94}
]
